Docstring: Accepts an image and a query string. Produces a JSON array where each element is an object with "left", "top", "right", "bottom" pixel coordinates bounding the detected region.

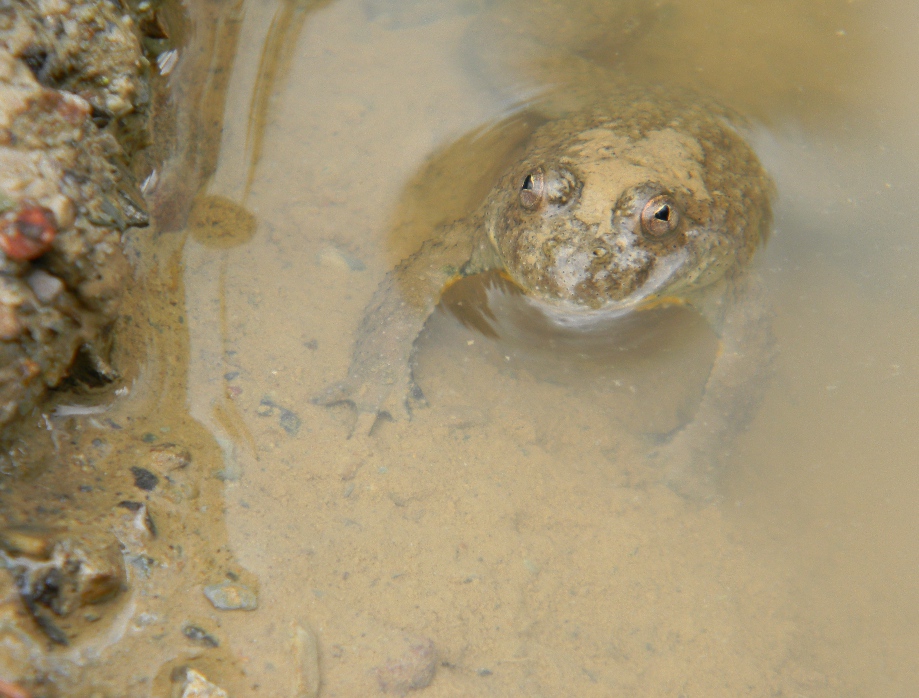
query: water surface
[{"left": 153, "top": 0, "right": 919, "bottom": 694}]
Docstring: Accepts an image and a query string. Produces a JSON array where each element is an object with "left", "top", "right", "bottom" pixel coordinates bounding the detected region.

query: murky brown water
[{"left": 4, "top": 0, "right": 919, "bottom": 695}]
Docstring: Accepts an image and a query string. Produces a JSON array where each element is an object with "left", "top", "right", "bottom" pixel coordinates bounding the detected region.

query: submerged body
[{"left": 318, "top": 87, "right": 773, "bottom": 492}]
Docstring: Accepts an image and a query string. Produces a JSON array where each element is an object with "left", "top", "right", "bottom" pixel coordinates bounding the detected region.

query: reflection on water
[{"left": 117, "top": 0, "right": 919, "bottom": 694}]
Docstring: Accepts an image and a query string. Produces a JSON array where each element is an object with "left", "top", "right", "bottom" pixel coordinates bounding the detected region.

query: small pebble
[
  {"left": 182, "top": 624, "right": 219, "bottom": 647},
  {"left": 256, "top": 402, "right": 274, "bottom": 416},
  {"left": 375, "top": 635, "right": 437, "bottom": 695},
  {"left": 317, "top": 244, "right": 366, "bottom": 272},
  {"left": 203, "top": 580, "right": 258, "bottom": 611},
  {"left": 293, "top": 622, "right": 321, "bottom": 698},
  {"left": 0, "top": 525, "right": 55, "bottom": 559},
  {"left": 279, "top": 408, "right": 301, "bottom": 435},
  {"left": 26, "top": 269, "right": 63, "bottom": 302},
  {"left": 130, "top": 466, "right": 159, "bottom": 490},
  {"left": 181, "top": 668, "right": 228, "bottom": 698}
]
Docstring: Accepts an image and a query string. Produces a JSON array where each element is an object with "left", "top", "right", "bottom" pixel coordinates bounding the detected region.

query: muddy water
[
  {"left": 9, "top": 0, "right": 919, "bottom": 695},
  {"left": 176, "top": 0, "right": 917, "bottom": 695}
]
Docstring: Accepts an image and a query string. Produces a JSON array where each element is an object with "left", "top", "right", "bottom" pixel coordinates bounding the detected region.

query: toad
[{"left": 316, "top": 86, "right": 773, "bottom": 494}]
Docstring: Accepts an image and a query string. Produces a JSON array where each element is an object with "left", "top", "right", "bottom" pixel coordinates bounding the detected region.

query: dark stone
[
  {"left": 182, "top": 623, "right": 219, "bottom": 648},
  {"left": 130, "top": 466, "right": 159, "bottom": 491},
  {"left": 279, "top": 408, "right": 301, "bottom": 435}
]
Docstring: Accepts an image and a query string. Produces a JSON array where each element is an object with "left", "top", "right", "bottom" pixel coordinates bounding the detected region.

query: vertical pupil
[
  {"left": 655, "top": 205, "right": 670, "bottom": 221},
  {"left": 523, "top": 175, "right": 534, "bottom": 190}
]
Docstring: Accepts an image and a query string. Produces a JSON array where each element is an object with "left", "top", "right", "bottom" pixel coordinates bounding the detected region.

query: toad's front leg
[
  {"left": 313, "top": 220, "right": 493, "bottom": 435},
  {"left": 657, "top": 274, "right": 776, "bottom": 500}
]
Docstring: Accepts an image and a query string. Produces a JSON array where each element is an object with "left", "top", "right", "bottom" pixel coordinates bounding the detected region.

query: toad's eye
[
  {"left": 640, "top": 195, "right": 680, "bottom": 238},
  {"left": 519, "top": 169, "right": 545, "bottom": 210}
]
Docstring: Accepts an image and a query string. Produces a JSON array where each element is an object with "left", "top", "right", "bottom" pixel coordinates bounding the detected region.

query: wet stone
[
  {"left": 127, "top": 554, "right": 155, "bottom": 578},
  {"left": 10, "top": 533, "right": 127, "bottom": 644},
  {"left": 375, "top": 635, "right": 437, "bottom": 695},
  {"left": 180, "top": 668, "right": 228, "bottom": 698},
  {"left": 15, "top": 535, "right": 126, "bottom": 615},
  {"left": 257, "top": 397, "right": 302, "bottom": 435},
  {"left": 69, "top": 545, "right": 126, "bottom": 606},
  {"left": 182, "top": 623, "right": 219, "bottom": 648},
  {"left": 148, "top": 443, "right": 192, "bottom": 470},
  {"left": 293, "top": 623, "right": 321, "bottom": 698},
  {"left": 203, "top": 580, "right": 258, "bottom": 611},
  {"left": 0, "top": 525, "right": 56, "bottom": 560},
  {"left": 137, "top": 504, "right": 157, "bottom": 538},
  {"left": 29, "top": 612, "right": 69, "bottom": 645},
  {"left": 279, "top": 409, "right": 301, "bottom": 435},
  {"left": 113, "top": 502, "right": 156, "bottom": 544},
  {"left": 316, "top": 244, "right": 366, "bottom": 272},
  {"left": 0, "top": 0, "right": 150, "bottom": 434},
  {"left": 130, "top": 466, "right": 159, "bottom": 491}
]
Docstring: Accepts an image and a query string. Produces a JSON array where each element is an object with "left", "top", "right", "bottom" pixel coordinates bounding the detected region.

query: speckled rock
[
  {"left": 203, "top": 580, "right": 258, "bottom": 611},
  {"left": 375, "top": 635, "right": 437, "bottom": 695},
  {"left": 0, "top": 0, "right": 151, "bottom": 435}
]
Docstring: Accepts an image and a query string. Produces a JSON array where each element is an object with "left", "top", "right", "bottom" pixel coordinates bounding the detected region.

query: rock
[
  {"left": 0, "top": 525, "right": 56, "bottom": 560},
  {"left": 375, "top": 635, "right": 437, "bottom": 695},
  {"left": 144, "top": 443, "right": 198, "bottom": 504},
  {"left": 293, "top": 622, "right": 321, "bottom": 698},
  {"left": 130, "top": 466, "right": 159, "bottom": 491},
  {"left": 256, "top": 397, "right": 302, "bottom": 436},
  {"left": 68, "top": 541, "right": 126, "bottom": 606},
  {"left": 6, "top": 531, "right": 125, "bottom": 644},
  {"left": 316, "top": 244, "right": 366, "bottom": 272},
  {"left": 148, "top": 443, "right": 192, "bottom": 470},
  {"left": 0, "top": 0, "right": 151, "bottom": 436},
  {"left": 0, "top": 572, "right": 46, "bottom": 682},
  {"left": 180, "top": 669, "right": 228, "bottom": 698},
  {"left": 203, "top": 581, "right": 257, "bottom": 611},
  {"left": 15, "top": 533, "right": 126, "bottom": 617},
  {"left": 117, "top": 501, "right": 157, "bottom": 537},
  {"left": 112, "top": 502, "right": 157, "bottom": 549},
  {"left": 182, "top": 624, "right": 219, "bottom": 648}
]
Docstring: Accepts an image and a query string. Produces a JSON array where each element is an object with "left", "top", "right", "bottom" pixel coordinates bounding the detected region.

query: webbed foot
[
  {"left": 648, "top": 428, "right": 723, "bottom": 504},
  {"left": 312, "top": 372, "right": 426, "bottom": 437}
]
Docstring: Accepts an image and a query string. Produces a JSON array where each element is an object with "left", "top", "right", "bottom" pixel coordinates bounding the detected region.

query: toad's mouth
[{"left": 522, "top": 248, "right": 690, "bottom": 329}]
